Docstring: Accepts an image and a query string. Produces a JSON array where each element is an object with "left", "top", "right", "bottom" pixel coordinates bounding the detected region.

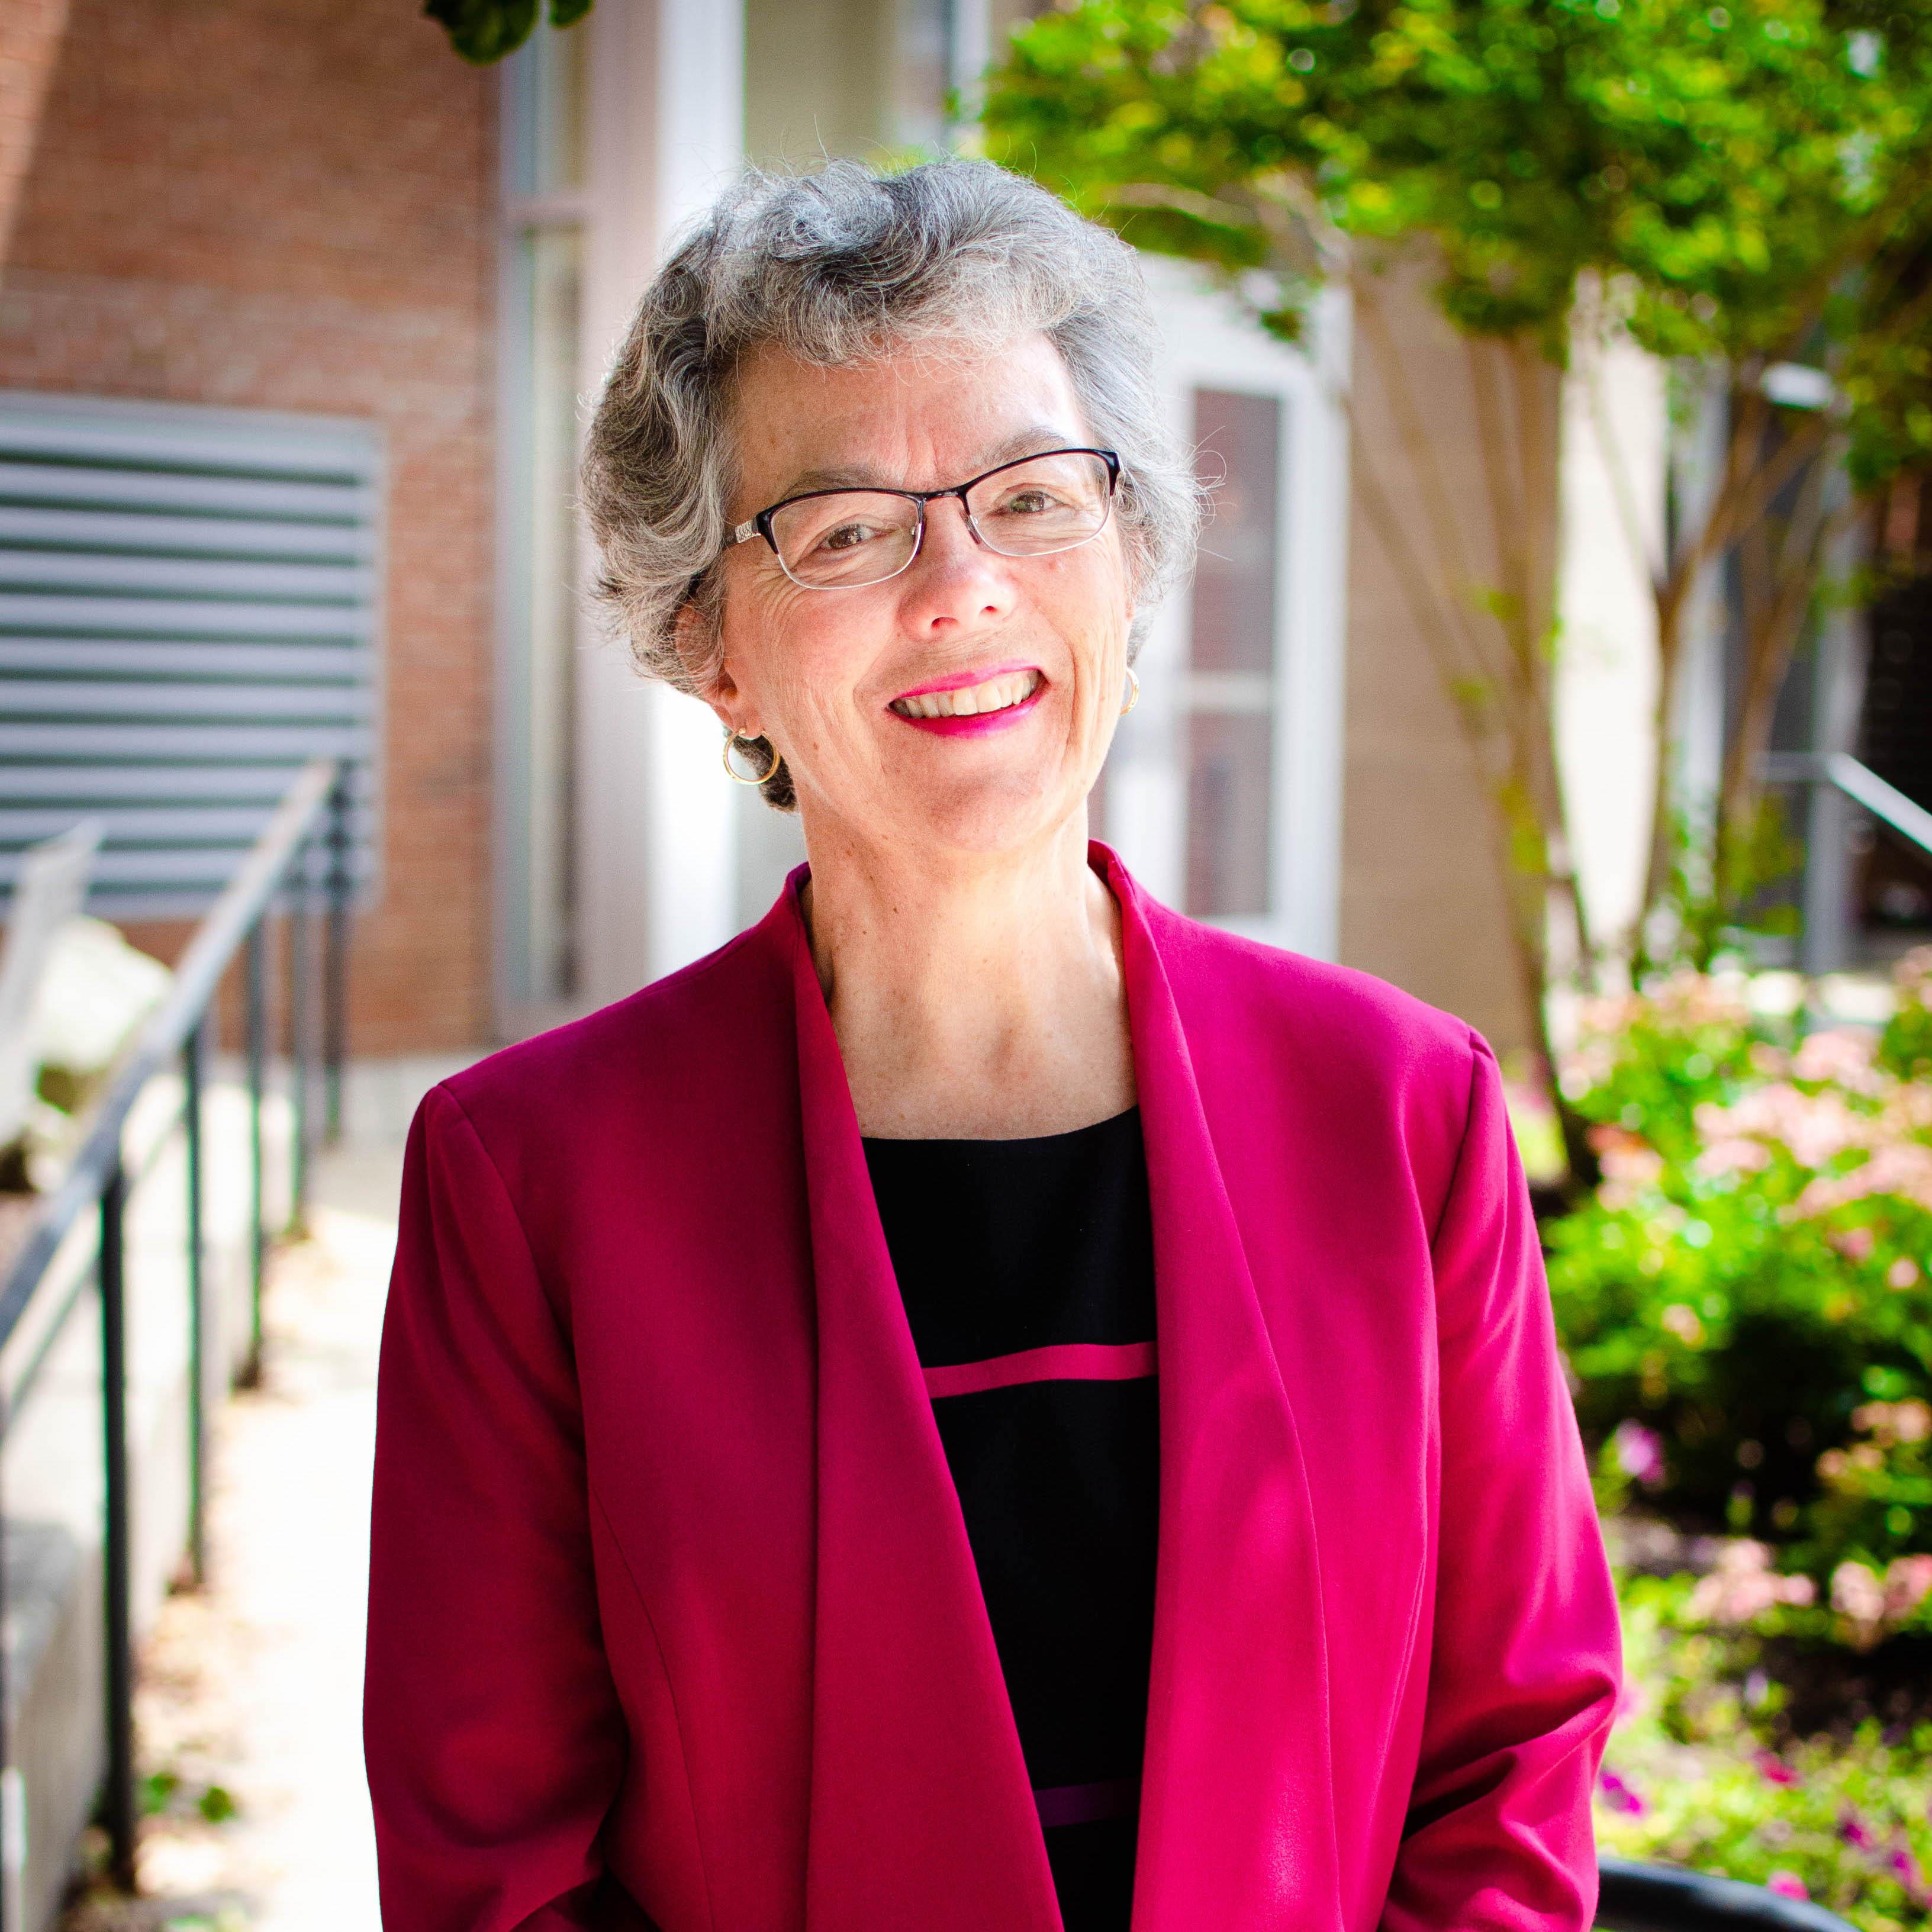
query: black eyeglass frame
[{"left": 721, "top": 446, "right": 1123, "bottom": 588}]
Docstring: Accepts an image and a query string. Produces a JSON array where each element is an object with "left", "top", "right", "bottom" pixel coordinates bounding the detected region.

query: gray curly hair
[{"left": 581, "top": 157, "right": 1201, "bottom": 809}]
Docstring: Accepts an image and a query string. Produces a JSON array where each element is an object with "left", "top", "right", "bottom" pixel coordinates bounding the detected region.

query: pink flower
[
  {"left": 1689, "top": 1541, "right": 1817, "bottom": 1624},
  {"left": 1799, "top": 1143, "right": 1932, "bottom": 1216},
  {"left": 1703, "top": 1083, "right": 1865, "bottom": 1171},
  {"left": 1766, "top": 1873, "right": 1809, "bottom": 1902},
  {"left": 1853, "top": 1400, "right": 1932, "bottom": 1446},
  {"left": 1886, "top": 1554, "right": 1932, "bottom": 1622},
  {"left": 1830, "top": 1225, "right": 1876, "bottom": 1264},
  {"left": 1660, "top": 1302, "right": 1706, "bottom": 1345},
  {"left": 1598, "top": 1769, "right": 1647, "bottom": 1816},
  {"left": 1695, "top": 1134, "right": 1773, "bottom": 1177},
  {"left": 1793, "top": 1028, "right": 1883, "bottom": 1094},
  {"left": 1840, "top": 1811, "right": 1876, "bottom": 1850},
  {"left": 1755, "top": 1752, "right": 1799, "bottom": 1787},
  {"left": 1592, "top": 1129, "right": 1666, "bottom": 1210},
  {"left": 1612, "top": 1420, "right": 1666, "bottom": 1486},
  {"left": 1833, "top": 1561, "right": 1888, "bottom": 1639}
]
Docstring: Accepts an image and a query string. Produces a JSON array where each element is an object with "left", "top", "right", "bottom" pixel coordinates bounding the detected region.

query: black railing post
[
  {"left": 184, "top": 1016, "right": 209, "bottom": 1588},
  {"left": 100, "top": 1160, "right": 137, "bottom": 1894},
  {"left": 0, "top": 759, "right": 343, "bottom": 1924},
  {"left": 244, "top": 921, "right": 266, "bottom": 1388},
  {"left": 323, "top": 768, "right": 350, "bottom": 1147},
  {"left": 289, "top": 838, "right": 315, "bottom": 1237}
]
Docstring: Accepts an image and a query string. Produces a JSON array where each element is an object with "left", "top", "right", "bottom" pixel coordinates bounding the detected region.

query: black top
[{"left": 862, "top": 1107, "right": 1159, "bottom": 1932}]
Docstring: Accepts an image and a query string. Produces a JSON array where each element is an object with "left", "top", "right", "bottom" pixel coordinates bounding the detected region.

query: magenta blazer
[{"left": 365, "top": 846, "right": 1620, "bottom": 1932}]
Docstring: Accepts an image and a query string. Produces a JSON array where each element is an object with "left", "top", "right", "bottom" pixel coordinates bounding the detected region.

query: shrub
[
  {"left": 1557, "top": 969, "right": 1765, "bottom": 1164},
  {"left": 1883, "top": 951, "right": 1932, "bottom": 1083},
  {"left": 1668, "top": 1535, "right": 1932, "bottom": 1654},
  {"left": 1548, "top": 959, "right": 1932, "bottom": 1560},
  {"left": 1804, "top": 1402, "right": 1932, "bottom": 1579},
  {"left": 1602, "top": 1574, "right": 1932, "bottom": 1932}
]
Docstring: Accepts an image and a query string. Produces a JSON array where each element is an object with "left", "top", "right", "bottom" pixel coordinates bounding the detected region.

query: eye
[
  {"left": 993, "top": 485, "right": 1065, "bottom": 517},
  {"left": 815, "top": 517, "right": 890, "bottom": 553}
]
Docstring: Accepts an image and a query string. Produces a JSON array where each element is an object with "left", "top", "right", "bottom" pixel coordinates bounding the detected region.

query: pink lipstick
[{"left": 887, "top": 663, "right": 1045, "bottom": 737}]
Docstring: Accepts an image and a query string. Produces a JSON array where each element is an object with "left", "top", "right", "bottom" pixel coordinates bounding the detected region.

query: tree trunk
[
  {"left": 1346, "top": 278, "right": 1595, "bottom": 1183},
  {"left": 1638, "top": 581, "right": 1689, "bottom": 950},
  {"left": 1715, "top": 456, "right": 1840, "bottom": 880}
]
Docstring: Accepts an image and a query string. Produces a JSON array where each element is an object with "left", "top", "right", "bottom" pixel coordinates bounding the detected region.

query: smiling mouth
[{"left": 889, "top": 668, "right": 1042, "bottom": 720}]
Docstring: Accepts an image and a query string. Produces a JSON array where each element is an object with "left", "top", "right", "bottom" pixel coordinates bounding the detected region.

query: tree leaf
[{"left": 423, "top": 0, "right": 542, "bottom": 65}]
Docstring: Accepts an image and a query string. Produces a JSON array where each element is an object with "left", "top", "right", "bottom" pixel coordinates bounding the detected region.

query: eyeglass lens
[{"left": 767, "top": 450, "right": 1115, "bottom": 589}]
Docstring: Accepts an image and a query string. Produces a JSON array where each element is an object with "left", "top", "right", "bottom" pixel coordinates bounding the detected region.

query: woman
[{"left": 365, "top": 160, "right": 1620, "bottom": 1932}]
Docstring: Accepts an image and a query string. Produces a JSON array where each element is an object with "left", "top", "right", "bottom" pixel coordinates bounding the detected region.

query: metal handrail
[
  {"left": 1763, "top": 751, "right": 1932, "bottom": 858},
  {"left": 1598, "top": 1856, "right": 1857, "bottom": 1932},
  {"left": 0, "top": 756, "right": 352, "bottom": 1921}
]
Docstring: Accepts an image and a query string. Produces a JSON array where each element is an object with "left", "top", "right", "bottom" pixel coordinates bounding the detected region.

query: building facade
[{"left": 0, "top": 0, "right": 1564, "bottom": 1066}]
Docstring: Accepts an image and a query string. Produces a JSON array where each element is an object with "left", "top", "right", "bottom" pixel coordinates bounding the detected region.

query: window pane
[
  {"left": 1186, "top": 387, "right": 1280, "bottom": 919},
  {"left": 1190, "top": 388, "right": 1280, "bottom": 675},
  {"left": 1186, "top": 711, "right": 1273, "bottom": 919}
]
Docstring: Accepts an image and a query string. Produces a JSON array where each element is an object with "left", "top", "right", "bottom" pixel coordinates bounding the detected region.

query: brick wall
[
  {"left": 0, "top": 0, "right": 497, "bottom": 1054},
  {"left": 0, "top": 0, "right": 69, "bottom": 263}
]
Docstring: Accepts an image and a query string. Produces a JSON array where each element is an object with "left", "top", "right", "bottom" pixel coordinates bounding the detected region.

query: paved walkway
[{"left": 62, "top": 1137, "right": 405, "bottom": 1931}]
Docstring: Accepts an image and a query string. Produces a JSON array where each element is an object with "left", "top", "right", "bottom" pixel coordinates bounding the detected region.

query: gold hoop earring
[
  {"left": 1120, "top": 666, "right": 1140, "bottom": 717},
  {"left": 722, "top": 732, "right": 781, "bottom": 785}
]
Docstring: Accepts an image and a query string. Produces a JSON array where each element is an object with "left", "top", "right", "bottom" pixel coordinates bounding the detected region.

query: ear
[{"left": 678, "top": 604, "right": 744, "bottom": 734}]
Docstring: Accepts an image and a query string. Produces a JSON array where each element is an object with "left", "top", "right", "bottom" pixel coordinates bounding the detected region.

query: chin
[{"left": 896, "top": 768, "right": 1087, "bottom": 859}]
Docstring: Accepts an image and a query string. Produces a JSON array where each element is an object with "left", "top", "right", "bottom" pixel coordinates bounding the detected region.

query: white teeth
[{"left": 891, "top": 669, "right": 1041, "bottom": 719}]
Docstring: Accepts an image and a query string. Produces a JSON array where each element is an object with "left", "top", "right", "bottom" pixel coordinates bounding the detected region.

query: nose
[{"left": 900, "top": 492, "right": 1012, "bottom": 633}]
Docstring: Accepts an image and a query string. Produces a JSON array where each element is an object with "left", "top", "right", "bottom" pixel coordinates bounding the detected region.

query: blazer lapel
[
  {"left": 1099, "top": 848, "right": 1344, "bottom": 1932},
  {"left": 784, "top": 875, "right": 1061, "bottom": 1932}
]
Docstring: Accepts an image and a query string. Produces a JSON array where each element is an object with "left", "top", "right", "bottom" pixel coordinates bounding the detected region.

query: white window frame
[
  {"left": 494, "top": 28, "right": 592, "bottom": 1030},
  {"left": 1105, "top": 261, "right": 1350, "bottom": 959}
]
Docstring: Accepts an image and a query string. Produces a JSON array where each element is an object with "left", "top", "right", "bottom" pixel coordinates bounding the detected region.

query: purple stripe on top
[
  {"left": 1033, "top": 1776, "right": 1142, "bottom": 1829},
  {"left": 921, "top": 1339, "right": 1157, "bottom": 1401}
]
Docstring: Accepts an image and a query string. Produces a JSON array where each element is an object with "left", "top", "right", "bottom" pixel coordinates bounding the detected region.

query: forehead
[{"left": 726, "top": 330, "right": 1090, "bottom": 508}]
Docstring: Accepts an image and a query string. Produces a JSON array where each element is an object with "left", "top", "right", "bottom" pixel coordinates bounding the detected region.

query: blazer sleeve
[
  {"left": 365, "top": 1086, "right": 651, "bottom": 1932},
  {"left": 1382, "top": 1036, "right": 1622, "bottom": 1932}
]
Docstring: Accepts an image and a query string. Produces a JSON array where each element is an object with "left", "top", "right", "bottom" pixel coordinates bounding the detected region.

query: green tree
[
  {"left": 981, "top": 0, "right": 1932, "bottom": 1168},
  {"left": 424, "top": 0, "right": 591, "bottom": 65}
]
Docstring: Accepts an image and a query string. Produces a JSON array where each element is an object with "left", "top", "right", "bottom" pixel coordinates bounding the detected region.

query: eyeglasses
[{"left": 722, "top": 447, "right": 1122, "bottom": 591}]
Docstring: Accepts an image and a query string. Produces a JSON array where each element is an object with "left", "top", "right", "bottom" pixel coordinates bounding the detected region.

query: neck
[{"left": 797, "top": 809, "right": 1135, "bottom": 1139}]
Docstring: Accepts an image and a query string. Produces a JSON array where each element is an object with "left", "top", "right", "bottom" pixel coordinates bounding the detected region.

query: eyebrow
[{"left": 769, "top": 425, "right": 1082, "bottom": 503}]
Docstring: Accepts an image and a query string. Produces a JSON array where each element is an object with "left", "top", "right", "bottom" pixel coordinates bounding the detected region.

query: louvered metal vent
[{"left": 0, "top": 391, "right": 381, "bottom": 920}]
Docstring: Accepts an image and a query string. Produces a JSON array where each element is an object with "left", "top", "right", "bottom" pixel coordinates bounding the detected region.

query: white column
[
  {"left": 946, "top": 0, "right": 993, "bottom": 121},
  {"left": 1276, "top": 284, "right": 1351, "bottom": 962},
  {"left": 1673, "top": 371, "right": 1730, "bottom": 835},
  {"left": 573, "top": 0, "right": 746, "bottom": 1006},
  {"left": 1556, "top": 331, "right": 1666, "bottom": 955}
]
